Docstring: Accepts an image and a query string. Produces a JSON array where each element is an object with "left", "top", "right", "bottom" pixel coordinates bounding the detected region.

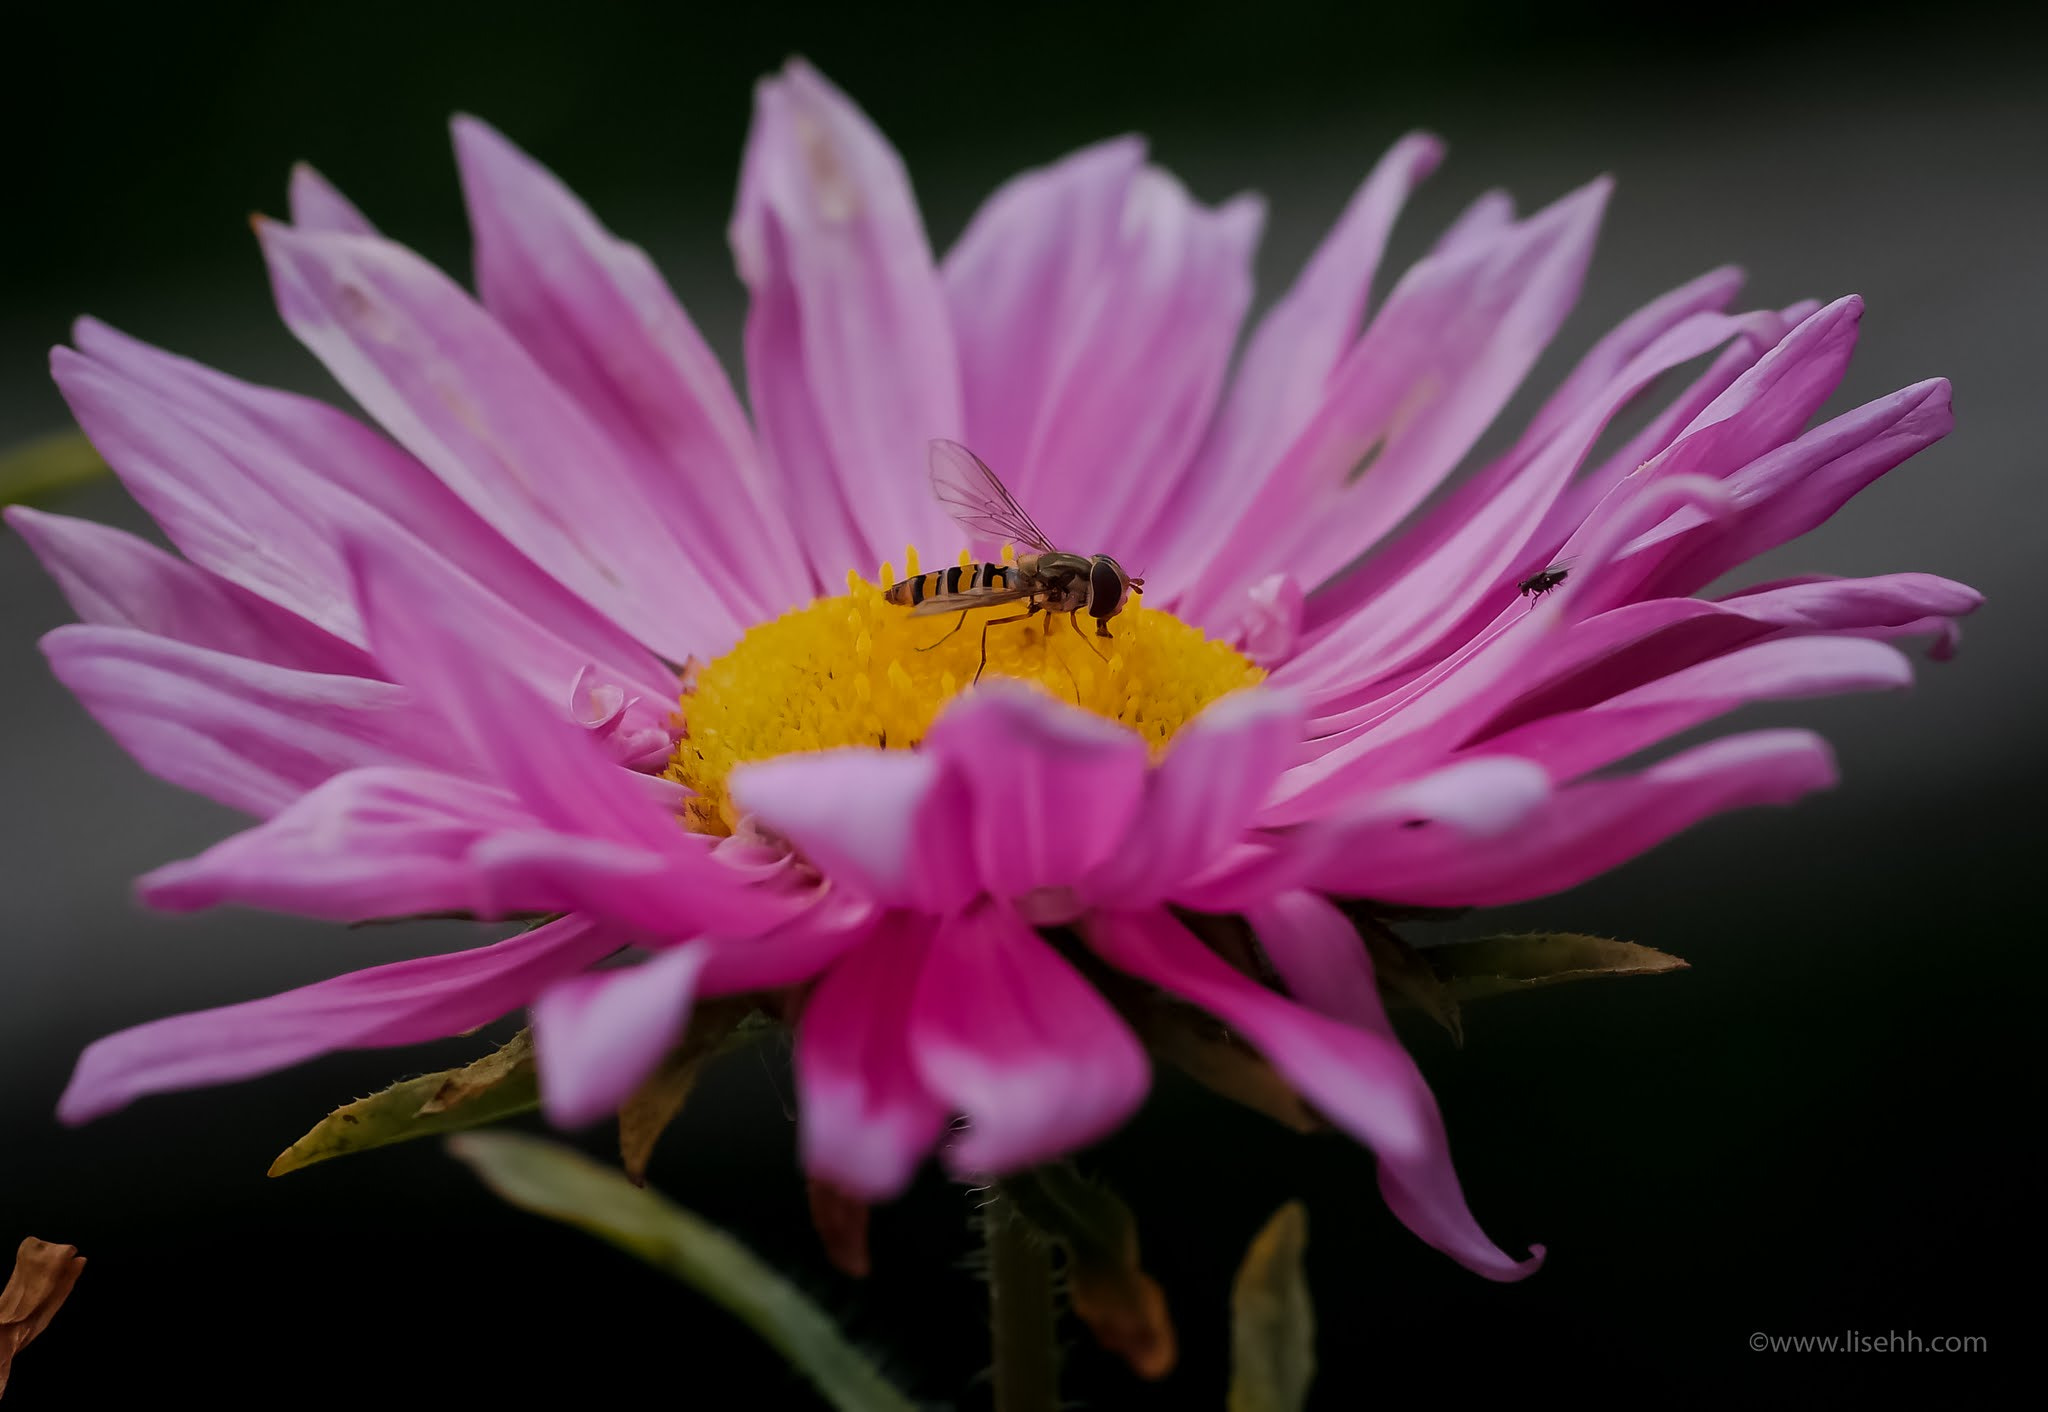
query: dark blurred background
[{"left": 2, "top": 0, "right": 2040, "bottom": 1404}]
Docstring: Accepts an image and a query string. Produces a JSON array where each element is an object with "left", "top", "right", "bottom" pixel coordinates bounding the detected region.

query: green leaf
[
  {"left": 1422, "top": 933, "right": 1688, "bottom": 1002},
  {"left": 1001, "top": 1164, "right": 1175, "bottom": 1379},
  {"left": 1229, "top": 1203, "right": 1314, "bottom": 1412},
  {"left": 450, "top": 1132, "right": 918, "bottom": 1412},
  {"left": 0, "top": 431, "right": 108, "bottom": 507},
  {"left": 268, "top": 1029, "right": 539, "bottom": 1176}
]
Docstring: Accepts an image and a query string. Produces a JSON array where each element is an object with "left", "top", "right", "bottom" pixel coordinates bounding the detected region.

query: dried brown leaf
[
  {"left": 806, "top": 1178, "right": 872, "bottom": 1279},
  {"left": 0, "top": 1238, "right": 85, "bottom": 1398},
  {"left": 615, "top": 1000, "right": 762, "bottom": 1185}
]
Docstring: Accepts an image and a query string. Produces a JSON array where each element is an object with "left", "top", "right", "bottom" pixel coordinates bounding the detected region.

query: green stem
[{"left": 985, "top": 1185, "right": 1059, "bottom": 1412}]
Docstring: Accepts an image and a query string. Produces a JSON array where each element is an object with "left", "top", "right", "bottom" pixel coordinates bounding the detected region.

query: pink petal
[
  {"left": 1245, "top": 890, "right": 1384, "bottom": 1029},
  {"left": 1468, "top": 573, "right": 1978, "bottom": 746},
  {"left": 1174, "top": 133, "right": 1442, "bottom": 549},
  {"left": 136, "top": 766, "right": 561, "bottom": 921},
  {"left": 1520, "top": 266, "right": 1748, "bottom": 455},
  {"left": 51, "top": 344, "right": 361, "bottom": 642},
  {"left": 1310, "top": 729, "right": 1837, "bottom": 906},
  {"left": 1270, "top": 475, "right": 1740, "bottom": 821},
  {"left": 696, "top": 892, "right": 879, "bottom": 995},
  {"left": 732, "top": 60, "right": 962, "bottom": 584},
  {"left": 924, "top": 683, "right": 1147, "bottom": 902},
  {"left": 1466, "top": 636, "right": 1913, "bottom": 782},
  {"left": 258, "top": 219, "right": 742, "bottom": 660},
  {"left": 943, "top": 137, "right": 1263, "bottom": 558},
  {"left": 453, "top": 116, "right": 802, "bottom": 624},
  {"left": 532, "top": 946, "right": 707, "bottom": 1127},
  {"left": 42, "top": 625, "right": 461, "bottom": 818},
  {"left": 1546, "top": 299, "right": 1820, "bottom": 541},
  {"left": 288, "top": 163, "right": 377, "bottom": 234},
  {"left": 1175, "top": 179, "right": 1611, "bottom": 618},
  {"left": 1088, "top": 909, "right": 1542, "bottom": 1281},
  {"left": 794, "top": 918, "right": 950, "bottom": 1201},
  {"left": 348, "top": 535, "right": 787, "bottom": 937},
  {"left": 1429, "top": 189, "right": 1515, "bottom": 261},
  {"left": 909, "top": 904, "right": 1148, "bottom": 1176},
  {"left": 1633, "top": 379, "right": 1957, "bottom": 601},
  {"left": 6, "top": 506, "right": 373, "bottom": 676},
  {"left": 1295, "top": 268, "right": 1753, "bottom": 645},
  {"left": 1279, "top": 304, "right": 1757, "bottom": 696},
  {"left": 1084, "top": 687, "right": 1304, "bottom": 907},
  {"left": 58, "top": 915, "right": 620, "bottom": 1123},
  {"left": 729, "top": 749, "right": 979, "bottom": 913},
  {"left": 66, "top": 320, "right": 672, "bottom": 702}
]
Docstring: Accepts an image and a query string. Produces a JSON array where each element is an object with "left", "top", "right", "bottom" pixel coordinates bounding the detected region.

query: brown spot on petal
[
  {"left": 0, "top": 1238, "right": 86, "bottom": 1398},
  {"left": 793, "top": 113, "right": 859, "bottom": 223}
]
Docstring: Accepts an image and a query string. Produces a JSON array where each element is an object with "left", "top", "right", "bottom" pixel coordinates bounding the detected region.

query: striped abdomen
[{"left": 884, "top": 561, "right": 1017, "bottom": 607}]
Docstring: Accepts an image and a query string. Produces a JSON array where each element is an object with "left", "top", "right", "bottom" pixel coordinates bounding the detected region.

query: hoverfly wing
[
  {"left": 928, "top": 439, "right": 1059, "bottom": 555},
  {"left": 905, "top": 583, "right": 1038, "bottom": 617}
]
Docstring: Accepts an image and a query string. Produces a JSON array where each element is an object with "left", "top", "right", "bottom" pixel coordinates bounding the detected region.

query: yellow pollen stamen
[{"left": 668, "top": 555, "right": 1264, "bottom": 835}]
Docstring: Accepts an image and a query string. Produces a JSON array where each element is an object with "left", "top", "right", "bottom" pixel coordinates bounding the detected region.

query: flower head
[{"left": 13, "top": 60, "right": 1976, "bottom": 1283}]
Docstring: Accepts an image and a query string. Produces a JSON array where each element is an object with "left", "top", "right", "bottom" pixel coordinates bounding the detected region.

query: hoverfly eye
[{"left": 1089, "top": 558, "right": 1125, "bottom": 616}]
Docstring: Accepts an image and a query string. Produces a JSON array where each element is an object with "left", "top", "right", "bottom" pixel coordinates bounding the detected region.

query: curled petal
[{"left": 1088, "top": 909, "right": 1542, "bottom": 1281}]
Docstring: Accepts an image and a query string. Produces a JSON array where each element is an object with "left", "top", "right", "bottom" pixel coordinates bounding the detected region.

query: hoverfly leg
[
  {"left": 974, "top": 609, "right": 1035, "bottom": 684},
  {"left": 1068, "top": 609, "right": 1109, "bottom": 664},
  {"left": 919, "top": 610, "right": 971, "bottom": 652}
]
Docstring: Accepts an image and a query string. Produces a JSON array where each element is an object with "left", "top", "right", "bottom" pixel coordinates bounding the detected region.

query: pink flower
[{"left": 13, "top": 61, "right": 1975, "bottom": 1283}]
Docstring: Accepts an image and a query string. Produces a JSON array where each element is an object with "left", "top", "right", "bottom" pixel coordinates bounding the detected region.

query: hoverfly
[
  {"left": 1516, "top": 561, "right": 1572, "bottom": 599},
  {"left": 884, "top": 439, "right": 1143, "bottom": 682}
]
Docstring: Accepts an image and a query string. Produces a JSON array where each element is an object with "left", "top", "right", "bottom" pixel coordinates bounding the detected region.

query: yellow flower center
[{"left": 669, "top": 548, "right": 1264, "bottom": 835}]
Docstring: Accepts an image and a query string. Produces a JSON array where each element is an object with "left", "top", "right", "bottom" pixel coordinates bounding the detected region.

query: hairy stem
[{"left": 984, "top": 1185, "right": 1059, "bottom": 1412}]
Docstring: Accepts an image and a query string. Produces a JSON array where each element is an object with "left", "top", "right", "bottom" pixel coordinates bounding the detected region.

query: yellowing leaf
[
  {"left": 1424, "top": 933, "right": 1688, "bottom": 1001},
  {"left": 451, "top": 1133, "right": 917, "bottom": 1412},
  {"left": 0, "top": 431, "right": 107, "bottom": 507},
  {"left": 269, "top": 1030, "right": 538, "bottom": 1177},
  {"left": 1229, "top": 1203, "right": 1313, "bottom": 1412}
]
